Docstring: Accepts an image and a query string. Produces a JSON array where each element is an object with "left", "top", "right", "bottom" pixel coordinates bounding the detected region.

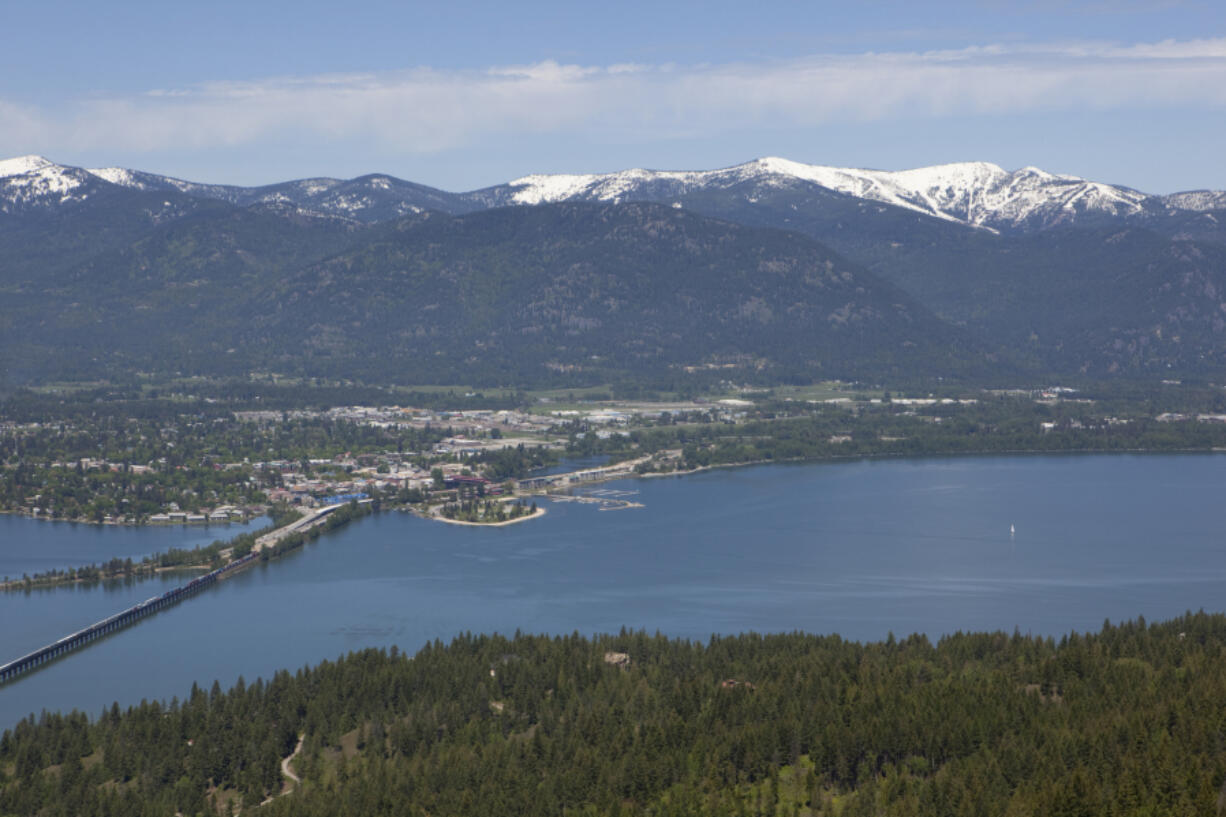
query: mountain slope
[
  {"left": 833, "top": 226, "right": 1226, "bottom": 375},
  {"left": 6, "top": 154, "right": 1226, "bottom": 384},
  {"left": 1, "top": 202, "right": 988, "bottom": 386},
  {"left": 247, "top": 202, "right": 987, "bottom": 384},
  {"left": 1, "top": 204, "right": 365, "bottom": 383},
  {"left": 0, "top": 158, "right": 253, "bottom": 285}
]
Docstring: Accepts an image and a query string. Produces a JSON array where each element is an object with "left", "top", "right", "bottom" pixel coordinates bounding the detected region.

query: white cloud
[
  {"left": 2, "top": 38, "right": 1224, "bottom": 158},
  {"left": 1101, "top": 37, "right": 1226, "bottom": 58}
]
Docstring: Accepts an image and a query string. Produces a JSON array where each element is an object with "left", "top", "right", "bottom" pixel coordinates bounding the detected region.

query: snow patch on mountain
[
  {"left": 507, "top": 172, "right": 604, "bottom": 204},
  {"left": 1162, "top": 191, "right": 1226, "bottom": 212},
  {"left": 88, "top": 167, "right": 146, "bottom": 188},
  {"left": 0, "top": 155, "right": 57, "bottom": 178},
  {"left": 5, "top": 166, "right": 84, "bottom": 197},
  {"left": 0, "top": 157, "right": 94, "bottom": 212},
  {"left": 297, "top": 180, "right": 342, "bottom": 196},
  {"left": 754, "top": 158, "right": 1005, "bottom": 225}
]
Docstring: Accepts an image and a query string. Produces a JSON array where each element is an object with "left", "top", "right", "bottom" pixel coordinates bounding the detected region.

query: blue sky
[{"left": 2, "top": 0, "right": 1224, "bottom": 192}]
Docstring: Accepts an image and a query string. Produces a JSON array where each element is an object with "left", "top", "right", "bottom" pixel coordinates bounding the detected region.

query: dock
[{"left": 547, "top": 488, "right": 644, "bottom": 511}]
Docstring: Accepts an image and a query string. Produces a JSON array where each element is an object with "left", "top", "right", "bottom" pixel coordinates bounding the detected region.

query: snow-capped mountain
[
  {"left": 0, "top": 155, "right": 101, "bottom": 214},
  {"left": 0, "top": 155, "right": 58, "bottom": 177},
  {"left": 83, "top": 165, "right": 468, "bottom": 222},
  {"left": 483, "top": 157, "right": 1156, "bottom": 233},
  {"left": 2, "top": 154, "right": 1223, "bottom": 233},
  {"left": 0, "top": 157, "right": 468, "bottom": 223},
  {"left": 85, "top": 165, "right": 257, "bottom": 202}
]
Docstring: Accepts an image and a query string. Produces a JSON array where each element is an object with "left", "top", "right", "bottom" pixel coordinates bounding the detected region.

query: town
[{"left": 6, "top": 380, "right": 1226, "bottom": 532}]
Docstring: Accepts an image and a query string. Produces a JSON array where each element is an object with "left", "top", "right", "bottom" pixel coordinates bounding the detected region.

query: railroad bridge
[
  {"left": 0, "top": 551, "right": 259, "bottom": 684},
  {"left": 1, "top": 500, "right": 366, "bottom": 685}
]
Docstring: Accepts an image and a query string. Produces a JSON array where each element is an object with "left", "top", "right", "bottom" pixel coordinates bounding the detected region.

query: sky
[{"left": 1, "top": 0, "right": 1224, "bottom": 193}]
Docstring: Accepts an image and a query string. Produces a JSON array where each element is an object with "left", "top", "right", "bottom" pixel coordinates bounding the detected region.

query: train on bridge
[
  {"left": 0, "top": 550, "right": 262, "bottom": 684},
  {"left": 1, "top": 499, "right": 373, "bottom": 685}
]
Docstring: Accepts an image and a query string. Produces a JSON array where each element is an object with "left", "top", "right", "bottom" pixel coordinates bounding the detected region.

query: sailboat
[{"left": 1010, "top": 524, "right": 1016, "bottom": 536}]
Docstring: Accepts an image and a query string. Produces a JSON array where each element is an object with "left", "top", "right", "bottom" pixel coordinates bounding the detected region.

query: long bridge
[
  {"left": 0, "top": 551, "right": 260, "bottom": 684},
  {"left": 1, "top": 500, "right": 364, "bottom": 685}
]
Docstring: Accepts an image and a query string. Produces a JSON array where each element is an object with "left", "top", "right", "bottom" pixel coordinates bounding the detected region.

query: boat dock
[{"left": 547, "top": 488, "right": 644, "bottom": 511}]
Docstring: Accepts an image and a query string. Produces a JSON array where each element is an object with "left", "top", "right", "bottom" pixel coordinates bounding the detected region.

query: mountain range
[
  {"left": 3, "top": 154, "right": 1226, "bottom": 387},
  {"left": 5, "top": 153, "right": 1225, "bottom": 235}
]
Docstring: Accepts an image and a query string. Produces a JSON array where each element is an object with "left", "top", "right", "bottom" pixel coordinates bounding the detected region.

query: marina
[{"left": 547, "top": 488, "right": 645, "bottom": 511}]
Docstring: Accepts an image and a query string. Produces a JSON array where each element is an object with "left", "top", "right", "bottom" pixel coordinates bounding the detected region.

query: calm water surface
[
  {"left": 2, "top": 454, "right": 1225, "bottom": 729},
  {"left": 0, "top": 514, "right": 271, "bottom": 580}
]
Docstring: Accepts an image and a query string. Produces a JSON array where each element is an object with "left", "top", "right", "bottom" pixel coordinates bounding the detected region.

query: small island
[{"left": 430, "top": 497, "right": 544, "bottom": 526}]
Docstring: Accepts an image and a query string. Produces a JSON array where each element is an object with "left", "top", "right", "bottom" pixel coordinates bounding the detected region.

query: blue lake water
[
  {"left": 0, "top": 514, "right": 271, "bottom": 580},
  {"left": 2, "top": 454, "right": 1225, "bottom": 729}
]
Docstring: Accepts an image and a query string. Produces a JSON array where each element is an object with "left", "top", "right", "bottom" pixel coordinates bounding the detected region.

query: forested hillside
[
  {"left": 2, "top": 615, "right": 1224, "bottom": 815},
  {"left": 1, "top": 202, "right": 987, "bottom": 386},
  {"left": 659, "top": 184, "right": 1226, "bottom": 377}
]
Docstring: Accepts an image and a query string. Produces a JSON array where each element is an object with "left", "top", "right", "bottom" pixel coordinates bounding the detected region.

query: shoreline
[
  {"left": 629, "top": 444, "right": 1226, "bottom": 483},
  {"left": 0, "top": 508, "right": 264, "bottom": 529},
  {"left": 0, "top": 562, "right": 213, "bottom": 593},
  {"left": 1, "top": 505, "right": 355, "bottom": 593},
  {"left": 4, "top": 445, "right": 1222, "bottom": 530}
]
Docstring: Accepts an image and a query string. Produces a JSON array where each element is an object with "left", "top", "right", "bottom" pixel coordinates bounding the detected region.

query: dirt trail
[
  {"left": 255, "top": 735, "right": 304, "bottom": 809},
  {"left": 281, "top": 735, "right": 303, "bottom": 784}
]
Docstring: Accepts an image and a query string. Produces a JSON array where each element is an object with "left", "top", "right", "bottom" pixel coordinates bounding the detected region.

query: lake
[
  {"left": 0, "top": 514, "right": 271, "bottom": 581},
  {"left": 2, "top": 454, "right": 1225, "bottom": 729}
]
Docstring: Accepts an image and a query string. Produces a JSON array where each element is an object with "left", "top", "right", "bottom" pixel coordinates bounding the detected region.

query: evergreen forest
[{"left": 2, "top": 615, "right": 1224, "bottom": 815}]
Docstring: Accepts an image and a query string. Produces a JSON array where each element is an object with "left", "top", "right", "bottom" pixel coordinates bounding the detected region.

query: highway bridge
[
  {"left": 252, "top": 502, "right": 342, "bottom": 551},
  {"left": 514, "top": 455, "right": 652, "bottom": 491}
]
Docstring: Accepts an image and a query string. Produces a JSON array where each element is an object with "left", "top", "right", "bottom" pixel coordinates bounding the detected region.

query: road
[{"left": 253, "top": 504, "right": 343, "bottom": 552}]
